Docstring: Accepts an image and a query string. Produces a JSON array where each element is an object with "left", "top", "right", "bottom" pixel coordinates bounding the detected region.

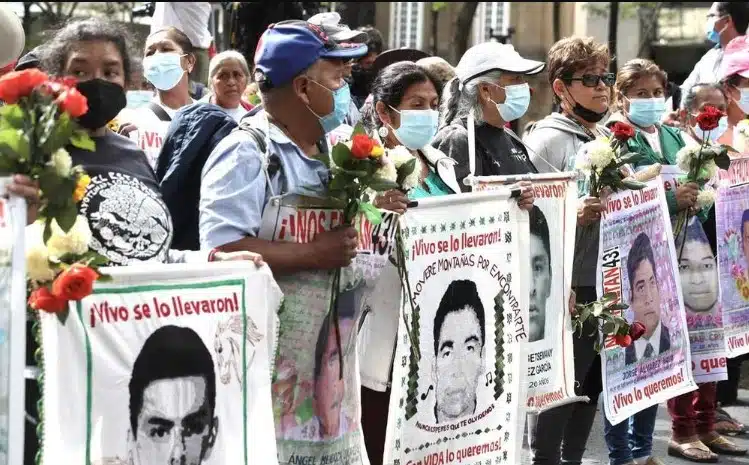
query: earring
[{"left": 378, "top": 126, "right": 389, "bottom": 138}]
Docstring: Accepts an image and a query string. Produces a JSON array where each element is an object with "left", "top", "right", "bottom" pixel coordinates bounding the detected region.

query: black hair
[
  {"left": 357, "top": 26, "right": 384, "bottom": 56},
  {"left": 42, "top": 18, "right": 134, "bottom": 86},
  {"left": 627, "top": 232, "right": 658, "bottom": 290},
  {"left": 741, "top": 209, "right": 749, "bottom": 239},
  {"left": 683, "top": 82, "right": 725, "bottom": 112},
  {"left": 529, "top": 205, "right": 550, "bottom": 267},
  {"left": 433, "top": 280, "right": 485, "bottom": 355},
  {"left": 129, "top": 325, "right": 216, "bottom": 435},
  {"left": 148, "top": 26, "right": 195, "bottom": 55},
  {"left": 313, "top": 290, "right": 357, "bottom": 380},
  {"left": 676, "top": 218, "right": 712, "bottom": 252},
  {"left": 360, "top": 61, "right": 443, "bottom": 134},
  {"left": 716, "top": 2, "right": 749, "bottom": 35}
]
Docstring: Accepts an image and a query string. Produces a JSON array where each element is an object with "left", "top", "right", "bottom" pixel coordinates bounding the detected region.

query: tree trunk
[
  {"left": 452, "top": 2, "right": 479, "bottom": 64},
  {"left": 431, "top": 9, "right": 439, "bottom": 56},
  {"left": 608, "top": 2, "right": 619, "bottom": 72},
  {"left": 22, "top": 2, "right": 33, "bottom": 37},
  {"left": 553, "top": 2, "right": 561, "bottom": 43}
]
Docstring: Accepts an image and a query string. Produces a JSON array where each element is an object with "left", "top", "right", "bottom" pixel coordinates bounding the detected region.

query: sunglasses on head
[{"left": 564, "top": 73, "right": 616, "bottom": 88}]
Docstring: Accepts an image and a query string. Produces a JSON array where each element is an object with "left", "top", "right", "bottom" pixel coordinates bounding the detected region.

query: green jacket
[{"left": 606, "top": 114, "right": 709, "bottom": 222}]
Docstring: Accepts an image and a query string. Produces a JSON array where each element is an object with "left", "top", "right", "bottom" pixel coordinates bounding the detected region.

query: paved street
[{"left": 521, "top": 390, "right": 749, "bottom": 464}]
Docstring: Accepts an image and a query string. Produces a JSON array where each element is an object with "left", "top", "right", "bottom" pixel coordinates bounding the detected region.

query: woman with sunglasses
[{"left": 523, "top": 36, "right": 616, "bottom": 465}]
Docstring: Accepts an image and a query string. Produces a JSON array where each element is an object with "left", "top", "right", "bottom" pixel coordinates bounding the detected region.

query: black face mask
[
  {"left": 76, "top": 79, "right": 127, "bottom": 130},
  {"left": 350, "top": 65, "right": 375, "bottom": 98},
  {"left": 563, "top": 86, "right": 608, "bottom": 123}
]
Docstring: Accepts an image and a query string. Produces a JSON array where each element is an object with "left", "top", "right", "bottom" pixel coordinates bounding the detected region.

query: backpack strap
[{"left": 147, "top": 102, "right": 172, "bottom": 122}]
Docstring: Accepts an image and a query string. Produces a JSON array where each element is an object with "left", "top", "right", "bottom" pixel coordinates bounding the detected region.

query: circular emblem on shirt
[{"left": 78, "top": 172, "right": 173, "bottom": 265}]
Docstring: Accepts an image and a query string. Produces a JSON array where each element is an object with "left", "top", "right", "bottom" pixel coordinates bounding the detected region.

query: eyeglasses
[{"left": 564, "top": 73, "right": 616, "bottom": 88}]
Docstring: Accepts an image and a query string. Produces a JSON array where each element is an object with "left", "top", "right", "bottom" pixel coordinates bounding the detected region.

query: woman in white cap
[{"left": 432, "top": 41, "right": 545, "bottom": 191}]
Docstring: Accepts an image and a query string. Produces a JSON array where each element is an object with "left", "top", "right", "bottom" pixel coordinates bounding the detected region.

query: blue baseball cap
[{"left": 254, "top": 20, "right": 368, "bottom": 89}]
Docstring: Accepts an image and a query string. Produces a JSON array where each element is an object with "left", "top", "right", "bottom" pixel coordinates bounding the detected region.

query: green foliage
[{"left": 571, "top": 293, "right": 632, "bottom": 353}]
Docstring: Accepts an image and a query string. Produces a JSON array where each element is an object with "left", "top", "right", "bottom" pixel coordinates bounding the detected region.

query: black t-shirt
[
  {"left": 69, "top": 131, "right": 173, "bottom": 265},
  {"left": 432, "top": 117, "right": 538, "bottom": 192}
]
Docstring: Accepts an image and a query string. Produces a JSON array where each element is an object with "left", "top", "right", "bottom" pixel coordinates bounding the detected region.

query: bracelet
[{"left": 207, "top": 248, "right": 219, "bottom": 262}]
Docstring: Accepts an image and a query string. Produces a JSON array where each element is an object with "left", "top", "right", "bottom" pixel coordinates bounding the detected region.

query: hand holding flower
[
  {"left": 675, "top": 182, "right": 699, "bottom": 211},
  {"left": 374, "top": 189, "right": 409, "bottom": 214}
]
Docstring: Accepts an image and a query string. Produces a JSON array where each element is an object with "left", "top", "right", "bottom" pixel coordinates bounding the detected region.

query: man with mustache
[
  {"left": 529, "top": 205, "right": 551, "bottom": 342},
  {"left": 432, "top": 280, "right": 485, "bottom": 424},
  {"left": 625, "top": 233, "right": 671, "bottom": 365}
]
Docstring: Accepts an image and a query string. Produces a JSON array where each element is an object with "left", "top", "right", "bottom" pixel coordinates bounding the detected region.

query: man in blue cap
[{"left": 199, "top": 20, "right": 367, "bottom": 270}]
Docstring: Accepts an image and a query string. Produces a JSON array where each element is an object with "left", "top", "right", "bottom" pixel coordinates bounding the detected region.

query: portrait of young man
[
  {"left": 625, "top": 233, "right": 671, "bottom": 366},
  {"left": 529, "top": 205, "right": 552, "bottom": 343},
  {"left": 431, "top": 279, "right": 486, "bottom": 424},
  {"left": 677, "top": 219, "right": 719, "bottom": 316},
  {"left": 127, "top": 325, "right": 219, "bottom": 465}
]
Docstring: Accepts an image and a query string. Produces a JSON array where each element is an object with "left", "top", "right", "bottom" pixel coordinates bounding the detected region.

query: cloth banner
[
  {"left": 259, "top": 194, "right": 398, "bottom": 465},
  {"left": 597, "top": 178, "right": 696, "bottom": 425},
  {"left": 129, "top": 123, "right": 169, "bottom": 169},
  {"left": 384, "top": 190, "right": 529, "bottom": 465},
  {"left": 39, "top": 262, "right": 282, "bottom": 465},
  {"left": 716, "top": 182, "right": 749, "bottom": 358},
  {"left": 469, "top": 173, "right": 580, "bottom": 412},
  {"left": 656, "top": 166, "right": 727, "bottom": 382},
  {"left": 717, "top": 156, "right": 749, "bottom": 187},
  {"left": 0, "top": 180, "right": 27, "bottom": 465}
]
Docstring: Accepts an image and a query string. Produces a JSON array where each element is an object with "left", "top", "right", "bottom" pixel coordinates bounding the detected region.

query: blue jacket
[{"left": 156, "top": 103, "right": 238, "bottom": 251}]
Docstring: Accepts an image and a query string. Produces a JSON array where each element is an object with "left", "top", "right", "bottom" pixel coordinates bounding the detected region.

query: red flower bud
[
  {"left": 614, "top": 334, "right": 633, "bottom": 348},
  {"left": 611, "top": 121, "right": 635, "bottom": 142},
  {"left": 350, "top": 134, "right": 375, "bottom": 159},
  {"left": 628, "top": 321, "right": 647, "bottom": 341},
  {"left": 52, "top": 264, "right": 99, "bottom": 301},
  {"left": 695, "top": 105, "right": 724, "bottom": 132},
  {"left": 28, "top": 287, "right": 68, "bottom": 313}
]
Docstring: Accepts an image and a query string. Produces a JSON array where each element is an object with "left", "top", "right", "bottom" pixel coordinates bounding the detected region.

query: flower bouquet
[
  {"left": 0, "top": 69, "right": 94, "bottom": 242},
  {"left": 673, "top": 105, "right": 731, "bottom": 243},
  {"left": 570, "top": 292, "right": 646, "bottom": 352},
  {"left": 575, "top": 122, "right": 645, "bottom": 198},
  {"left": 26, "top": 215, "right": 109, "bottom": 323}
]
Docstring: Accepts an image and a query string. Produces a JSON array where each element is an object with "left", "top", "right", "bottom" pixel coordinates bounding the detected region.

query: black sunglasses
[{"left": 564, "top": 73, "right": 616, "bottom": 88}]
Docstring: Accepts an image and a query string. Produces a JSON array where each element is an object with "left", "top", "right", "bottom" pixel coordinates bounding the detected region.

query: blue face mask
[
  {"left": 706, "top": 16, "right": 727, "bottom": 44},
  {"left": 693, "top": 115, "right": 729, "bottom": 143},
  {"left": 390, "top": 107, "right": 440, "bottom": 150},
  {"left": 143, "top": 52, "right": 185, "bottom": 91},
  {"left": 308, "top": 80, "right": 351, "bottom": 133},
  {"left": 493, "top": 83, "right": 531, "bottom": 122},
  {"left": 126, "top": 90, "right": 156, "bottom": 109},
  {"left": 626, "top": 97, "right": 666, "bottom": 127}
]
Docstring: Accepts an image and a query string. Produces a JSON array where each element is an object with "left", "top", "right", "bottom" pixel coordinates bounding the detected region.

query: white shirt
[
  {"left": 679, "top": 47, "right": 724, "bottom": 108},
  {"left": 150, "top": 2, "right": 213, "bottom": 49},
  {"left": 128, "top": 98, "right": 195, "bottom": 169},
  {"left": 223, "top": 105, "right": 248, "bottom": 123},
  {"left": 634, "top": 323, "right": 661, "bottom": 361},
  {"left": 641, "top": 128, "right": 662, "bottom": 157}
]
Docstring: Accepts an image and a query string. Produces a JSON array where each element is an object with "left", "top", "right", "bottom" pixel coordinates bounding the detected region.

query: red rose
[
  {"left": 628, "top": 321, "right": 646, "bottom": 341},
  {"left": 0, "top": 69, "right": 49, "bottom": 104},
  {"left": 611, "top": 122, "right": 635, "bottom": 142},
  {"left": 350, "top": 134, "right": 375, "bottom": 159},
  {"left": 52, "top": 264, "right": 99, "bottom": 301},
  {"left": 614, "top": 334, "right": 633, "bottom": 348},
  {"left": 695, "top": 105, "right": 724, "bottom": 131},
  {"left": 57, "top": 87, "right": 89, "bottom": 118},
  {"left": 28, "top": 287, "right": 68, "bottom": 313}
]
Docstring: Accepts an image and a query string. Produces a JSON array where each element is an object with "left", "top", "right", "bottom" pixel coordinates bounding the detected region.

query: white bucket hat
[
  {"left": 456, "top": 42, "right": 544, "bottom": 85},
  {"left": 0, "top": 4, "right": 24, "bottom": 68}
]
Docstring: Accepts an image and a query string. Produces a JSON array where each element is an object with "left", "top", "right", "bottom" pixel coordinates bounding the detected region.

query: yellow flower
[
  {"left": 46, "top": 215, "right": 92, "bottom": 258},
  {"left": 73, "top": 174, "right": 90, "bottom": 202},
  {"left": 370, "top": 144, "right": 384, "bottom": 158}
]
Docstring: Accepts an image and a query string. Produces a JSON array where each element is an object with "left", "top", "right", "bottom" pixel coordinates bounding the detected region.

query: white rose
[
  {"left": 388, "top": 146, "right": 415, "bottom": 168},
  {"left": 702, "top": 160, "right": 718, "bottom": 181},
  {"left": 591, "top": 302, "right": 604, "bottom": 317},
  {"left": 374, "top": 160, "right": 397, "bottom": 183},
  {"left": 25, "top": 223, "right": 55, "bottom": 282},
  {"left": 575, "top": 152, "right": 592, "bottom": 173},
  {"left": 697, "top": 188, "right": 717, "bottom": 210},
  {"left": 676, "top": 146, "right": 699, "bottom": 173},
  {"left": 401, "top": 160, "right": 422, "bottom": 191},
  {"left": 587, "top": 138, "right": 615, "bottom": 172},
  {"left": 46, "top": 215, "right": 92, "bottom": 258},
  {"left": 50, "top": 148, "right": 72, "bottom": 177}
]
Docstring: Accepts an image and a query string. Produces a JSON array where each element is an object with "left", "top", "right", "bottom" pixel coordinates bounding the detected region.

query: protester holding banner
[
  {"left": 356, "top": 60, "right": 534, "bottom": 465},
  {"left": 523, "top": 36, "right": 612, "bottom": 465},
  {"left": 432, "top": 41, "right": 545, "bottom": 192}
]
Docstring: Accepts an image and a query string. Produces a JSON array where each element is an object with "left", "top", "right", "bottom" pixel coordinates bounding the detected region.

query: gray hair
[
  {"left": 440, "top": 70, "right": 503, "bottom": 127},
  {"left": 208, "top": 50, "right": 250, "bottom": 91}
]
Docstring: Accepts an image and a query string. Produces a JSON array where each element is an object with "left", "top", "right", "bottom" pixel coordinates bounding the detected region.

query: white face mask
[{"left": 736, "top": 87, "right": 749, "bottom": 114}]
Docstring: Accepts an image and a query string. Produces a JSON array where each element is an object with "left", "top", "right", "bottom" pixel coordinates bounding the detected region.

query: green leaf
[
  {"left": 602, "top": 321, "right": 616, "bottom": 334},
  {"left": 0, "top": 104, "right": 25, "bottom": 129},
  {"left": 332, "top": 143, "right": 351, "bottom": 167},
  {"left": 432, "top": 1, "right": 447, "bottom": 11},
  {"left": 607, "top": 303, "right": 629, "bottom": 311},
  {"left": 396, "top": 158, "right": 417, "bottom": 185},
  {"left": 602, "top": 292, "right": 618, "bottom": 302},
  {"left": 97, "top": 273, "right": 113, "bottom": 283},
  {"left": 40, "top": 111, "right": 74, "bottom": 155},
  {"left": 0, "top": 129, "right": 30, "bottom": 162},
  {"left": 359, "top": 202, "right": 383, "bottom": 225},
  {"left": 55, "top": 204, "right": 78, "bottom": 233},
  {"left": 69, "top": 130, "right": 95, "bottom": 151},
  {"left": 42, "top": 217, "right": 52, "bottom": 243},
  {"left": 352, "top": 122, "right": 367, "bottom": 136},
  {"left": 714, "top": 151, "right": 731, "bottom": 170},
  {"left": 368, "top": 177, "right": 400, "bottom": 192},
  {"left": 56, "top": 307, "right": 70, "bottom": 325},
  {"left": 621, "top": 179, "right": 646, "bottom": 190}
]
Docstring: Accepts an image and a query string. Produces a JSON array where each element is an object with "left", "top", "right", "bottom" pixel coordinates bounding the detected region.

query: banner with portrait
[
  {"left": 716, "top": 182, "right": 749, "bottom": 358},
  {"left": 597, "top": 178, "right": 696, "bottom": 425},
  {"left": 383, "top": 190, "right": 529, "bottom": 465},
  {"left": 38, "top": 262, "right": 283, "bottom": 465},
  {"left": 0, "top": 182, "right": 27, "bottom": 465},
  {"left": 469, "top": 173, "right": 580, "bottom": 412},
  {"left": 656, "top": 166, "right": 727, "bottom": 382},
  {"left": 259, "top": 194, "right": 398, "bottom": 465}
]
